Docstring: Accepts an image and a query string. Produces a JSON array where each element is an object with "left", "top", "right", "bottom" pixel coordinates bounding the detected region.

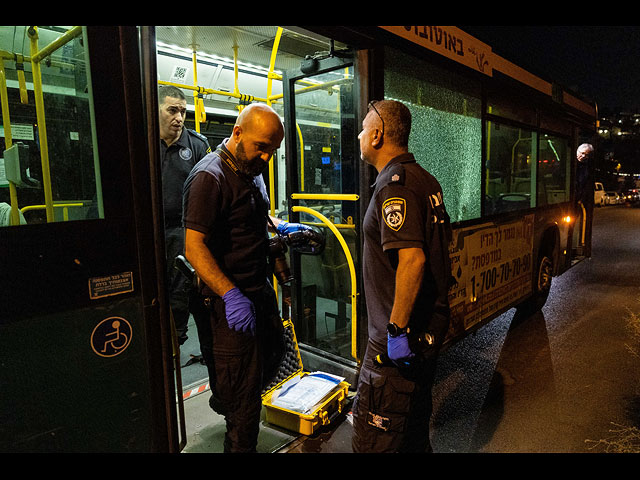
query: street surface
[{"left": 282, "top": 203, "right": 640, "bottom": 453}]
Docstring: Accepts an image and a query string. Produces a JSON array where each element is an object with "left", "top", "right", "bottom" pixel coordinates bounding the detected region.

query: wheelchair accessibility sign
[{"left": 91, "top": 316, "right": 132, "bottom": 358}]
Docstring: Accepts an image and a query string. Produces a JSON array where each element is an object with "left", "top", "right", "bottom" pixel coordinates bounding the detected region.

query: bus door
[
  {"left": 281, "top": 51, "right": 365, "bottom": 382},
  {"left": 0, "top": 26, "right": 177, "bottom": 452}
]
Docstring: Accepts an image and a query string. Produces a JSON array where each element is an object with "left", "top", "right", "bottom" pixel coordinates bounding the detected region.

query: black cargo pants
[
  {"left": 208, "top": 283, "right": 284, "bottom": 453},
  {"left": 352, "top": 340, "right": 438, "bottom": 453}
]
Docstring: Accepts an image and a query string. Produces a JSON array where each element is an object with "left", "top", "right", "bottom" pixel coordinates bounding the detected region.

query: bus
[{"left": 0, "top": 25, "right": 596, "bottom": 452}]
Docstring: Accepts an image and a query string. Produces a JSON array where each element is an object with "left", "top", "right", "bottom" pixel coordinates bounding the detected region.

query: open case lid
[{"left": 261, "top": 319, "right": 304, "bottom": 398}]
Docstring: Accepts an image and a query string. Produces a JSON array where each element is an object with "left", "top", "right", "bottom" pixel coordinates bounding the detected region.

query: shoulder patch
[{"left": 382, "top": 197, "right": 406, "bottom": 231}]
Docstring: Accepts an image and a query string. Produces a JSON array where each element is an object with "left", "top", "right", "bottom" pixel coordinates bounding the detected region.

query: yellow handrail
[
  {"left": 265, "top": 27, "right": 283, "bottom": 301},
  {"left": 30, "top": 26, "right": 82, "bottom": 63},
  {"left": 28, "top": 26, "right": 54, "bottom": 222},
  {"left": 292, "top": 205, "right": 358, "bottom": 360},
  {"left": 21, "top": 202, "right": 85, "bottom": 221},
  {"left": 267, "top": 27, "right": 282, "bottom": 217},
  {"left": 158, "top": 80, "right": 269, "bottom": 105},
  {"left": 191, "top": 47, "right": 203, "bottom": 131},
  {"left": 291, "top": 193, "right": 359, "bottom": 202},
  {"left": 0, "top": 59, "right": 20, "bottom": 226}
]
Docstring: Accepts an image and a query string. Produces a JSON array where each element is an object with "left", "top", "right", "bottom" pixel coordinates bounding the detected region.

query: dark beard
[{"left": 236, "top": 141, "right": 268, "bottom": 177}]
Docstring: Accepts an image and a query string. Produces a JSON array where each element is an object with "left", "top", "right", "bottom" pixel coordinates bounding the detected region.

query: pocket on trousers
[{"left": 355, "top": 370, "right": 415, "bottom": 434}]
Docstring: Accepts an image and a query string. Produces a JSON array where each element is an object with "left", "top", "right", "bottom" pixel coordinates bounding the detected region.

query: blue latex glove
[
  {"left": 387, "top": 333, "right": 415, "bottom": 367},
  {"left": 222, "top": 287, "right": 256, "bottom": 335},
  {"left": 276, "top": 221, "right": 312, "bottom": 236}
]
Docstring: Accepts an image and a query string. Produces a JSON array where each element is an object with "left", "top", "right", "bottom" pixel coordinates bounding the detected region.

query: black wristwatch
[{"left": 387, "top": 322, "right": 409, "bottom": 337}]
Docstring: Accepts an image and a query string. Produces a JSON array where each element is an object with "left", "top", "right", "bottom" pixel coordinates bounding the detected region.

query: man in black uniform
[
  {"left": 182, "top": 103, "right": 313, "bottom": 453},
  {"left": 158, "top": 85, "right": 211, "bottom": 347},
  {"left": 352, "top": 100, "right": 452, "bottom": 453}
]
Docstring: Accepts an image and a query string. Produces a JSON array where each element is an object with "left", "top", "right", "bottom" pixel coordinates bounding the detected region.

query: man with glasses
[{"left": 352, "top": 100, "right": 453, "bottom": 453}]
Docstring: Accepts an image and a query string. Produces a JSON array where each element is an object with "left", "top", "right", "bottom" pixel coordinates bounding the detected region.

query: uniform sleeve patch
[{"left": 382, "top": 197, "right": 406, "bottom": 231}]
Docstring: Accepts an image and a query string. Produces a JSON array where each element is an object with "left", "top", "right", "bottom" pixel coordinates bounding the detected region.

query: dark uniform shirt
[
  {"left": 182, "top": 140, "right": 271, "bottom": 294},
  {"left": 576, "top": 157, "right": 593, "bottom": 206},
  {"left": 161, "top": 127, "right": 211, "bottom": 227},
  {"left": 363, "top": 153, "right": 452, "bottom": 348}
]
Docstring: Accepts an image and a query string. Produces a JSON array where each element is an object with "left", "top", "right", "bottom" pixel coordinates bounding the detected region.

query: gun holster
[{"left": 174, "top": 254, "right": 203, "bottom": 292}]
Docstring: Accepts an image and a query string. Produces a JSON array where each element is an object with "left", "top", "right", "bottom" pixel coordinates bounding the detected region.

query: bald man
[{"left": 182, "top": 103, "right": 310, "bottom": 452}]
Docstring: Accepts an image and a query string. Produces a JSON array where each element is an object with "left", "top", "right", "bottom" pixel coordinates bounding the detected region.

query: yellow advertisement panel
[{"left": 448, "top": 214, "right": 534, "bottom": 336}]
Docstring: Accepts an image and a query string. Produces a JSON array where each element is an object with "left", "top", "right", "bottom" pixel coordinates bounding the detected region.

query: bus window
[
  {"left": 383, "top": 47, "right": 482, "bottom": 223},
  {"left": 486, "top": 89, "right": 537, "bottom": 127},
  {"left": 537, "top": 133, "right": 570, "bottom": 206},
  {"left": 485, "top": 121, "right": 536, "bottom": 215},
  {"left": 0, "top": 26, "right": 103, "bottom": 227}
]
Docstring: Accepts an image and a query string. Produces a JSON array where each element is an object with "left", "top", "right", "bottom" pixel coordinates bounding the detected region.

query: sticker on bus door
[
  {"left": 90, "top": 316, "right": 133, "bottom": 358},
  {"left": 448, "top": 214, "right": 534, "bottom": 333},
  {"left": 88, "top": 272, "right": 134, "bottom": 299}
]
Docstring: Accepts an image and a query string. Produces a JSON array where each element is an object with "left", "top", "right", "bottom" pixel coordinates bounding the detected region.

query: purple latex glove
[
  {"left": 387, "top": 332, "right": 415, "bottom": 367},
  {"left": 276, "top": 221, "right": 313, "bottom": 236},
  {"left": 222, "top": 287, "right": 255, "bottom": 335}
]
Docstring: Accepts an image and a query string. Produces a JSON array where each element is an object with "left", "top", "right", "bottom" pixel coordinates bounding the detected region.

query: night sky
[{"left": 461, "top": 26, "right": 640, "bottom": 114}]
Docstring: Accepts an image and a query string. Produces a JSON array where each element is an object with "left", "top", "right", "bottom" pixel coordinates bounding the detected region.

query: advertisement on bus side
[{"left": 447, "top": 214, "right": 534, "bottom": 337}]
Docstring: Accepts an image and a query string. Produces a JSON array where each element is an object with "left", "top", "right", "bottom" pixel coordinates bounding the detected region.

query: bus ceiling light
[{"left": 562, "top": 215, "right": 572, "bottom": 223}]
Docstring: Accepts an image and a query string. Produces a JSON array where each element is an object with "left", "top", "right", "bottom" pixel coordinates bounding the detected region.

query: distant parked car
[
  {"left": 594, "top": 182, "right": 605, "bottom": 206},
  {"left": 604, "top": 191, "right": 620, "bottom": 205},
  {"left": 622, "top": 189, "right": 640, "bottom": 204}
]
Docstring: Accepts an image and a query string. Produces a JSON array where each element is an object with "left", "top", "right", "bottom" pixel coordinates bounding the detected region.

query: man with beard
[{"left": 182, "top": 103, "right": 312, "bottom": 452}]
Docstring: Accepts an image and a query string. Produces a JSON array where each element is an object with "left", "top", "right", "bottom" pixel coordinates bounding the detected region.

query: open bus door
[
  {"left": 280, "top": 48, "right": 369, "bottom": 383},
  {"left": 0, "top": 26, "right": 179, "bottom": 452}
]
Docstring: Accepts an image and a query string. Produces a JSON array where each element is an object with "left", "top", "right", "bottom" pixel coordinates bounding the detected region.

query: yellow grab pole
[
  {"left": 157, "top": 80, "right": 269, "bottom": 104},
  {"left": 266, "top": 27, "right": 282, "bottom": 217},
  {"left": 14, "top": 54, "right": 28, "bottom": 104},
  {"left": 0, "top": 60, "right": 20, "bottom": 226},
  {"left": 292, "top": 206, "right": 358, "bottom": 360},
  {"left": 30, "top": 25, "right": 82, "bottom": 63},
  {"left": 291, "top": 193, "right": 359, "bottom": 202},
  {"left": 191, "top": 48, "right": 200, "bottom": 132},
  {"left": 296, "top": 122, "right": 304, "bottom": 191},
  {"left": 28, "top": 26, "right": 54, "bottom": 222},
  {"left": 266, "top": 27, "right": 283, "bottom": 299}
]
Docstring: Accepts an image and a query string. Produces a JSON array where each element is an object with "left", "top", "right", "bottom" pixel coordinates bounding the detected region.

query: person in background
[
  {"left": 575, "top": 143, "right": 594, "bottom": 255},
  {"left": 158, "top": 85, "right": 212, "bottom": 367}
]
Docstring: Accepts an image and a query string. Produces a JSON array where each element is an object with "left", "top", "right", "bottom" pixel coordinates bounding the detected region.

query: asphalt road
[{"left": 431, "top": 203, "right": 640, "bottom": 453}]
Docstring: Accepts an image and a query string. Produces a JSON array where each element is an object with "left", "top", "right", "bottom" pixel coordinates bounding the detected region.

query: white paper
[{"left": 271, "top": 372, "right": 344, "bottom": 414}]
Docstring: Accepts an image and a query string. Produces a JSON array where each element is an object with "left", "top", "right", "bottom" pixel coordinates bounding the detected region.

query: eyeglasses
[{"left": 368, "top": 101, "right": 384, "bottom": 138}]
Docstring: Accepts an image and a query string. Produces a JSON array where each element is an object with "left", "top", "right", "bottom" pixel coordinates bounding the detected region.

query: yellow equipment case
[{"left": 261, "top": 320, "right": 350, "bottom": 436}]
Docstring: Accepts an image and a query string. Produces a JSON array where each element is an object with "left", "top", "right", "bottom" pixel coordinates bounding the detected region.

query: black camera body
[
  {"left": 268, "top": 234, "right": 294, "bottom": 285},
  {"left": 268, "top": 227, "right": 325, "bottom": 285},
  {"left": 175, "top": 226, "right": 326, "bottom": 290}
]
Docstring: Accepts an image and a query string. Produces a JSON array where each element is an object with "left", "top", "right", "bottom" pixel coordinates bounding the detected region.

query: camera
[
  {"left": 268, "top": 227, "right": 325, "bottom": 285},
  {"left": 268, "top": 235, "right": 294, "bottom": 285}
]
